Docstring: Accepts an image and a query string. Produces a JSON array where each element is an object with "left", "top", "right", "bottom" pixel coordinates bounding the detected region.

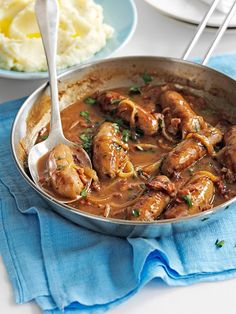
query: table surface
[{"left": 1, "top": 0, "right": 236, "bottom": 313}]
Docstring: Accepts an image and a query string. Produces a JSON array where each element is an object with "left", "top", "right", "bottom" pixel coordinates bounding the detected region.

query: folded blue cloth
[{"left": 1, "top": 54, "right": 236, "bottom": 314}]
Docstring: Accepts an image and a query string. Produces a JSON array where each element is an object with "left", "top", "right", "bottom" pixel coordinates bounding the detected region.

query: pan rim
[{"left": 10, "top": 55, "right": 236, "bottom": 226}]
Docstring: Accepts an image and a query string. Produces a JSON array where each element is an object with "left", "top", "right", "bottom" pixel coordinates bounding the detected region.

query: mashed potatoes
[{"left": 0, "top": 0, "right": 114, "bottom": 72}]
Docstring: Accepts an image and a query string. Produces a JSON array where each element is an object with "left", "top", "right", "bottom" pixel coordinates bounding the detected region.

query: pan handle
[{"left": 182, "top": 0, "right": 236, "bottom": 65}]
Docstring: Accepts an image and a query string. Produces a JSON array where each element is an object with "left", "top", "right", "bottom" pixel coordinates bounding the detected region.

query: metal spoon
[{"left": 28, "top": 0, "right": 92, "bottom": 203}]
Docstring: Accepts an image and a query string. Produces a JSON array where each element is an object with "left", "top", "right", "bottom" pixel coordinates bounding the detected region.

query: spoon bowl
[
  {"left": 28, "top": 134, "right": 92, "bottom": 203},
  {"left": 28, "top": 0, "right": 92, "bottom": 203}
]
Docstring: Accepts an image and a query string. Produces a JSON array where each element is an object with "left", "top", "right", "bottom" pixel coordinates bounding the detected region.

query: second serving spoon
[{"left": 28, "top": 0, "right": 92, "bottom": 203}]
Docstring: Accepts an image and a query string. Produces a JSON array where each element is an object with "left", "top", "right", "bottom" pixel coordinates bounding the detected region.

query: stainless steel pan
[
  {"left": 10, "top": 3, "right": 236, "bottom": 238},
  {"left": 11, "top": 55, "right": 236, "bottom": 237}
]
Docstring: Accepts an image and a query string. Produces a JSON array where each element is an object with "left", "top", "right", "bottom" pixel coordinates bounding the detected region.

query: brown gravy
[{"left": 36, "top": 85, "right": 236, "bottom": 220}]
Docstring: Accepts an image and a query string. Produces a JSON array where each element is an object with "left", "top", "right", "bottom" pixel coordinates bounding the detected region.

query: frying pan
[{"left": 11, "top": 3, "right": 236, "bottom": 238}]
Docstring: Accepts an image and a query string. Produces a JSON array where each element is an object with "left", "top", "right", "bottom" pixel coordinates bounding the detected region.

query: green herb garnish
[
  {"left": 122, "top": 129, "right": 131, "bottom": 142},
  {"left": 112, "top": 123, "right": 120, "bottom": 132},
  {"left": 110, "top": 108, "right": 118, "bottom": 116},
  {"left": 128, "top": 85, "right": 141, "bottom": 95},
  {"left": 80, "top": 189, "right": 87, "bottom": 197},
  {"left": 135, "top": 127, "right": 144, "bottom": 137},
  {"left": 215, "top": 239, "right": 225, "bottom": 248},
  {"left": 188, "top": 168, "right": 194, "bottom": 175},
  {"left": 132, "top": 208, "right": 140, "bottom": 217},
  {"left": 80, "top": 131, "right": 93, "bottom": 153},
  {"left": 140, "top": 183, "right": 146, "bottom": 189},
  {"left": 114, "top": 118, "right": 126, "bottom": 127},
  {"left": 41, "top": 135, "right": 48, "bottom": 141},
  {"left": 182, "top": 194, "right": 192, "bottom": 208},
  {"left": 80, "top": 111, "right": 91, "bottom": 123},
  {"left": 57, "top": 165, "right": 66, "bottom": 171},
  {"left": 84, "top": 97, "right": 96, "bottom": 105},
  {"left": 141, "top": 72, "right": 153, "bottom": 84},
  {"left": 111, "top": 99, "right": 121, "bottom": 105}
]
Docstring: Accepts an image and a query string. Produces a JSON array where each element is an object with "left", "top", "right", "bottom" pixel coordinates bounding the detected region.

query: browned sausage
[
  {"left": 161, "top": 126, "right": 222, "bottom": 176},
  {"left": 92, "top": 122, "right": 129, "bottom": 179},
  {"left": 48, "top": 144, "right": 85, "bottom": 199},
  {"left": 117, "top": 99, "right": 159, "bottom": 136},
  {"left": 217, "top": 125, "right": 236, "bottom": 182},
  {"left": 160, "top": 90, "right": 207, "bottom": 138},
  {"left": 164, "top": 172, "right": 216, "bottom": 219},
  {"left": 96, "top": 91, "right": 159, "bottom": 136},
  {"left": 129, "top": 176, "right": 176, "bottom": 221}
]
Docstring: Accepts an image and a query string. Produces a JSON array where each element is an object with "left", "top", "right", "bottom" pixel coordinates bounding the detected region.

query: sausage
[
  {"left": 161, "top": 126, "right": 222, "bottom": 176},
  {"left": 117, "top": 99, "right": 159, "bottom": 135},
  {"left": 96, "top": 91, "right": 159, "bottom": 136},
  {"left": 48, "top": 144, "right": 85, "bottom": 199},
  {"left": 96, "top": 91, "right": 124, "bottom": 113},
  {"left": 217, "top": 125, "right": 236, "bottom": 182},
  {"left": 164, "top": 172, "right": 216, "bottom": 219},
  {"left": 92, "top": 122, "right": 129, "bottom": 179},
  {"left": 129, "top": 176, "right": 176, "bottom": 221},
  {"left": 160, "top": 90, "right": 207, "bottom": 138}
]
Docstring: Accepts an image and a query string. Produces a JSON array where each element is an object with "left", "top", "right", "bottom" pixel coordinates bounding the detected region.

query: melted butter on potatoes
[{"left": 0, "top": 0, "right": 114, "bottom": 72}]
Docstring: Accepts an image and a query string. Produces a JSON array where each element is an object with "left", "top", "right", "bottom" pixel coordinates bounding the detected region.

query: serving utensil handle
[
  {"left": 35, "top": 0, "right": 63, "bottom": 137},
  {"left": 182, "top": 0, "right": 236, "bottom": 65}
]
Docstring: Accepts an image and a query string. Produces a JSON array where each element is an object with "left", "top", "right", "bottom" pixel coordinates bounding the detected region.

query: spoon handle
[{"left": 35, "top": 0, "right": 63, "bottom": 137}]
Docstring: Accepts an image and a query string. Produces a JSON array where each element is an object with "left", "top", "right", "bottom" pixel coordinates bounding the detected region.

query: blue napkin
[{"left": 1, "top": 54, "right": 236, "bottom": 314}]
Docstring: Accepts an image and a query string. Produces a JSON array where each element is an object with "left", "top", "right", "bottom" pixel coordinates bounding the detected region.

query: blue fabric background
[{"left": 1, "top": 54, "right": 236, "bottom": 313}]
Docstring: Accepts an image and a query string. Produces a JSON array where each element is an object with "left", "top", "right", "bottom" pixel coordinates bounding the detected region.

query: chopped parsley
[
  {"left": 80, "top": 130, "right": 93, "bottom": 154},
  {"left": 104, "top": 115, "right": 126, "bottom": 128},
  {"left": 132, "top": 208, "right": 140, "bottom": 217},
  {"left": 80, "top": 189, "right": 87, "bottom": 197},
  {"left": 135, "top": 127, "right": 144, "bottom": 137},
  {"left": 128, "top": 85, "right": 141, "bottom": 95},
  {"left": 188, "top": 168, "right": 194, "bottom": 175},
  {"left": 84, "top": 97, "right": 96, "bottom": 105},
  {"left": 141, "top": 72, "right": 153, "bottom": 84},
  {"left": 112, "top": 123, "right": 120, "bottom": 132},
  {"left": 110, "top": 108, "right": 118, "bottom": 116},
  {"left": 132, "top": 127, "right": 144, "bottom": 142},
  {"left": 41, "top": 135, "right": 48, "bottom": 141},
  {"left": 215, "top": 239, "right": 225, "bottom": 248},
  {"left": 122, "top": 129, "right": 131, "bottom": 142},
  {"left": 80, "top": 111, "right": 91, "bottom": 123},
  {"left": 114, "top": 118, "right": 126, "bottom": 127},
  {"left": 111, "top": 99, "right": 121, "bottom": 105},
  {"left": 182, "top": 194, "right": 192, "bottom": 208}
]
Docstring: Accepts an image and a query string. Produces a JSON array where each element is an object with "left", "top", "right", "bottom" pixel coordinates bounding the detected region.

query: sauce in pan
[{"left": 36, "top": 82, "right": 236, "bottom": 221}]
